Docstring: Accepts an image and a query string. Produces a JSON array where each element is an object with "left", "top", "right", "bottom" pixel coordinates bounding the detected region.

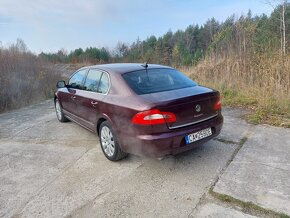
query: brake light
[
  {"left": 214, "top": 96, "right": 222, "bottom": 110},
  {"left": 132, "top": 109, "right": 176, "bottom": 125}
]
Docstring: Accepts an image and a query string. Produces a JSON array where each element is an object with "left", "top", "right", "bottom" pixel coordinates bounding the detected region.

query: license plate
[{"left": 185, "top": 128, "right": 212, "bottom": 144}]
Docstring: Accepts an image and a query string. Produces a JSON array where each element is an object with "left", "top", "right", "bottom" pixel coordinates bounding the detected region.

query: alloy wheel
[
  {"left": 55, "top": 100, "right": 62, "bottom": 120},
  {"left": 100, "top": 126, "right": 115, "bottom": 157}
]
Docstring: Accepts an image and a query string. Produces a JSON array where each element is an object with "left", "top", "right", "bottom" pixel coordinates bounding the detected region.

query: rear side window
[
  {"left": 84, "top": 69, "right": 102, "bottom": 92},
  {"left": 122, "top": 68, "right": 197, "bottom": 95},
  {"left": 68, "top": 69, "right": 87, "bottom": 89},
  {"left": 98, "top": 73, "right": 110, "bottom": 94}
]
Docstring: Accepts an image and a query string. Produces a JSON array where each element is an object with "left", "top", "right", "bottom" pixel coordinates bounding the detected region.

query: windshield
[{"left": 122, "top": 68, "right": 197, "bottom": 95}]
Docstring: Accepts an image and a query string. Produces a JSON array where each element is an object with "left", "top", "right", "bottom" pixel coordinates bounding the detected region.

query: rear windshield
[{"left": 122, "top": 68, "right": 197, "bottom": 95}]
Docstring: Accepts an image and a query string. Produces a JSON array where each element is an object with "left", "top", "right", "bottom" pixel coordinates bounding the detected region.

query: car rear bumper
[{"left": 119, "top": 114, "right": 223, "bottom": 157}]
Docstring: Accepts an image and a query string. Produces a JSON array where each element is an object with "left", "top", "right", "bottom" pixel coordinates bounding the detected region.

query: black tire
[
  {"left": 54, "top": 99, "right": 69, "bottom": 122},
  {"left": 99, "top": 121, "right": 128, "bottom": 161}
]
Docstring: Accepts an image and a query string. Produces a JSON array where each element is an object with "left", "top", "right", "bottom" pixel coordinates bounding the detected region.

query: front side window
[
  {"left": 122, "top": 68, "right": 197, "bottom": 95},
  {"left": 97, "top": 73, "right": 110, "bottom": 94},
  {"left": 83, "top": 69, "right": 102, "bottom": 92},
  {"left": 68, "top": 69, "right": 87, "bottom": 89}
]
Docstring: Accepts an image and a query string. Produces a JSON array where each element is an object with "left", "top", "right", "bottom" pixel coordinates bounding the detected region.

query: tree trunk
[{"left": 282, "top": 0, "right": 286, "bottom": 56}]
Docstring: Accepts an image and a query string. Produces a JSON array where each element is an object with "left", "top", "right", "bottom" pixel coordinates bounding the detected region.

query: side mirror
[{"left": 56, "top": 80, "right": 66, "bottom": 89}]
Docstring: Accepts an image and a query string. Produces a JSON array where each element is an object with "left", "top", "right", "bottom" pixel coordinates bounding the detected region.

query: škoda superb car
[{"left": 55, "top": 63, "right": 223, "bottom": 161}]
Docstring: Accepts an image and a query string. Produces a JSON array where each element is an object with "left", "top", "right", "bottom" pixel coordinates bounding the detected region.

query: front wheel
[
  {"left": 99, "top": 121, "right": 128, "bottom": 161},
  {"left": 55, "top": 99, "right": 68, "bottom": 122}
]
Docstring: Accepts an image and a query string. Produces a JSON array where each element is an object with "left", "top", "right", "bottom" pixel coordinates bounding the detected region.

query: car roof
[{"left": 82, "top": 63, "right": 173, "bottom": 74}]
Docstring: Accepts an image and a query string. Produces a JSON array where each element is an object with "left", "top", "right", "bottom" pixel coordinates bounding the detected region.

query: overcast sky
[{"left": 0, "top": 0, "right": 275, "bottom": 53}]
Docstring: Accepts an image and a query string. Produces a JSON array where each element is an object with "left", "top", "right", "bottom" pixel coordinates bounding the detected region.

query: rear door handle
[
  {"left": 71, "top": 96, "right": 76, "bottom": 100},
  {"left": 91, "top": 101, "right": 98, "bottom": 105}
]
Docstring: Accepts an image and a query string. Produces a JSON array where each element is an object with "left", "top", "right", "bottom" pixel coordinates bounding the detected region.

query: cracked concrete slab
[
  {"left": 214, "top": 125, "right": 290, "bottom": 215},
  {"left": 18, "top": 149, "right": 143, "bottom": 218},
  {"left": 218, "top": 107, "right": 253, "bottom": 144},
  {"left": 0, "top": 100, "right": 55, "bottom": 139},
  {"left": 0, "top": 141, "right": 87, "bottom": 218},
  {"left": 69, "top": 141, "right": 237, "bottom": 218},
  {"left": 0, "top": 100, "right": 98, "bottom": 217}
]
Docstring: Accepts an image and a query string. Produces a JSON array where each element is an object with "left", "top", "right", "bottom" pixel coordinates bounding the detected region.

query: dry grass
[
  {"left": 181, "top": 53, "right": 290, "bottom": 127},
  {"left": 0, "top": 49, "right": 61, "bottom": 113}
]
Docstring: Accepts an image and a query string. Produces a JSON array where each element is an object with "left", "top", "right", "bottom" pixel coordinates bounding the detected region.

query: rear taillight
[
  {"left": 214, "top": 96, "right": 222, "bottom": 110},
  {"left": 132, "top": 109, "right": 176, "bottom": 125}
]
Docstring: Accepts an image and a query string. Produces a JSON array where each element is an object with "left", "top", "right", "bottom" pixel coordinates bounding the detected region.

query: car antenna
[
  {"left": 141, "top": 58, "right": 150, "bottom": 68},
  {"left": 142, "top": 58, "right": 150, "bottom": 81}
]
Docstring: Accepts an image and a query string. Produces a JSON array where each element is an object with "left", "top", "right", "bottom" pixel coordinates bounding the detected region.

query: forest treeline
[
  {"left": 41, "top": 5, "right": 290, "bottom": 66},
  {"left": 39, "top": 47, "right": 110, "bottom": 64}
]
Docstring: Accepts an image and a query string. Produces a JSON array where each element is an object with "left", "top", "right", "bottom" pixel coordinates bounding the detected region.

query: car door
[
  {"left": 60, "top": 68, "right": 88, "bottom": 118},
  {"left": 76, "top": 68, "right": 110, "bottom": 131}
]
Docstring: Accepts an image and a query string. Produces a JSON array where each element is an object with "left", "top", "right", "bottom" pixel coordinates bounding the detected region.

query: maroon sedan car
[{"left": 54, "top": 63, "right": 223, "bottom": 161}]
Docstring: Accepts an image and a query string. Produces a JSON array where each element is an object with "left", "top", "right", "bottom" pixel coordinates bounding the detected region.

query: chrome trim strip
[{"left": 168, "top": 114, "right": 218, "bottom": 130}]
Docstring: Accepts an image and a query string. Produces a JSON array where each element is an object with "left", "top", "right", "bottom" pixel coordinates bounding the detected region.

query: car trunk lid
[{"left": 141, "top": 86, "right": 219, "bottom": 129}]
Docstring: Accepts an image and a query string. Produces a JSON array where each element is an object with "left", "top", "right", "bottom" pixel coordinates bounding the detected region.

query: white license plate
[{"left": 185, "top": 128, "right": 212, "bottom": 144}]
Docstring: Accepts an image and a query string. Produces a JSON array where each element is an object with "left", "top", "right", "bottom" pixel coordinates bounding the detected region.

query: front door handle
[
  {"left": 91, "top": 101, "right": 98, "bottom": 105},
  {"left": 71, "top": 96, "right": 76, "bottom": 100}
]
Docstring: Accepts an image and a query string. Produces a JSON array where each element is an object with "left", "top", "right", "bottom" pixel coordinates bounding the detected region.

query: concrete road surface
[{"left": 0, "top": 100, "right": 288, "bottom": 218}]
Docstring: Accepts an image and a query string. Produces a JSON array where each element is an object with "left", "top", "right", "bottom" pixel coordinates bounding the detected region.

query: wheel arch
[
  {"left": 97, "top": 117, "right": 107, "bottom": 136},
  {"left": 54, "top": 94, "right": 64, "bottom": 108},
  {"left": 96, "top": 113, "right": 115, "bottom": 136}
]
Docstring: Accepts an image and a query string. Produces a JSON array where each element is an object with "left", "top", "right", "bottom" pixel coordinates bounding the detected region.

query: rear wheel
[
  {"left": 99, "top": 121, "right": 128, "bottom": 161},
  {"left": 55, "top": 99, "right": 68, "bottom": 122}
]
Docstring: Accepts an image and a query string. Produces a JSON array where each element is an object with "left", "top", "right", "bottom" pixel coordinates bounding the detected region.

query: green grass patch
[
  {"left": 219, "top": 86, "right": 257, "bottom": 107},
  {"left": 246, "top": 109, "right": 290, "bottom": 128},
  {"left": 239, "top": 137, "right": 248, "bottom": 145},
  {"left": 246, "top": 109, "right": 267, "bottom": 125},
  {"left": 218, "top": 86, "right": 290, "bottom": 128}
]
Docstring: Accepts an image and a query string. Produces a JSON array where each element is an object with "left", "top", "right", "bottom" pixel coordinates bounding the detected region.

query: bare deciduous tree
[{"left": 264, "top": 0, "right": 287, "bottom": 56}]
